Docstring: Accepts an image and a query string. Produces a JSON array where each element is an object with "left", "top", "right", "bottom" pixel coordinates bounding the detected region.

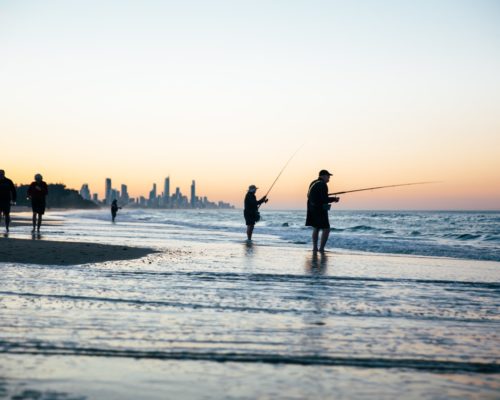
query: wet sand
[{"left": 0, "top": 237, "right": 155, "bottom": 265}]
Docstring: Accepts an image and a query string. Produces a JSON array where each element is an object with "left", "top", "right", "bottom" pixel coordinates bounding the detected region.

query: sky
[{"left": 1, "top": 0, "right": 499, "bottom": 209}]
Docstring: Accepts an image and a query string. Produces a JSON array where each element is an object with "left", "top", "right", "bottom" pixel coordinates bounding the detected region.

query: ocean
[
  {"left": 1, "top": 209, "right": 499, "bottom": 399},
  {"left": 56, "top": 209, "right": 500, "bottom": 261}
]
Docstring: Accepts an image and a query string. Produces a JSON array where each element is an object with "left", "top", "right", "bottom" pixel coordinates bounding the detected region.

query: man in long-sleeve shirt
[
  {"left": 306, "top": 169, "right": 339, "bottom": 252},
  {"left": 244, "top": 184, "right": 268, "bottom": 240},
  {"left": 0, "top": 169, "right": 17, "bottom": 232},
  {"left": 27, "top": 173, "right": 48, "bottom": 233}
]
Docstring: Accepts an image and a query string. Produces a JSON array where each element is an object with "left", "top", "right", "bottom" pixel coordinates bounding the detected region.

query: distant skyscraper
[
  {"left": 80, "top": 184, "right": 91, "bottom": 200},
  {"left": 164, "top": 176, "right": 170, "bottom": 200},
  {"left": 121, "top": 184, "right": 129, "bottom": 203},
  {"left": 190, "top": 180, "right": 196, "bottom": 207},
  {"left": 149, "top": 183, "right": 157, "bottom": 200},
  {"left": 105, "top": 178, "right": 112, "bottom": 205}
]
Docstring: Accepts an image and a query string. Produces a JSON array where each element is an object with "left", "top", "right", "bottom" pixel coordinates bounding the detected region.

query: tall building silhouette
[
  {"left": 149, "top": 183, "right": 157, "bottom": 200},
  {"left": 80, "top": 184, "right": 91, "bottom": 200},
  {"left": 190, "top": 180, "right": 196, "bottom": 207},
  {"left": 121, "top": 184, "right": 129, "bottom": 203},
  {"left": 105, "top": 178, "right": 112, "bottom": 205},
  {"left": 164, "top": 177, "right": 170, "bottom": 200}
]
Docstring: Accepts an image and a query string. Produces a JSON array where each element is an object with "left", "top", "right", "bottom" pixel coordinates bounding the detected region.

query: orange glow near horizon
[{"left": 1, "top": 1, "right": 499, "bottom": 210}]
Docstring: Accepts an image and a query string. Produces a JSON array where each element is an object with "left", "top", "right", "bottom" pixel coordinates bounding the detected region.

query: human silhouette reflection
[
  {"left": 305, "top": 251, "right": 329, "bottom": 276},
  {"left": 243, "top": 240, "right": 258, "bottom": 271},
  {"left": 298, "top": 251, "right": 331, "bottom": 355},
  {"left": 244, "top": 239, "right": 256, "bottom": 257}
]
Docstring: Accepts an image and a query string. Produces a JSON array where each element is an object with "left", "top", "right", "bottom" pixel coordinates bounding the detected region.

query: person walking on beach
[
  {"left": 306, "top": 169, "right": 339, "bottom": 252},
  {"left": 111, "top": 199, "right": 121, "bottom": 222},
  {"left": 0, "top": 169, "right": 17, "bottom": 232},
  {"left": 244, "top": 185, "right": 268, "bottom": 240},
  {"left": 27, "top": 173, "right": 48, "bottom": 233}
]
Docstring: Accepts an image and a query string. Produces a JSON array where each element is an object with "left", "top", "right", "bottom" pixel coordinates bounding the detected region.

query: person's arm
[{"left": 257, "top": 196, "right": 268, "bottom": 206}]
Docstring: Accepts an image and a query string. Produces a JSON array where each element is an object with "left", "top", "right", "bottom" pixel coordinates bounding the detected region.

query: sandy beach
[
  {"left": 1, "top": 209, "right": 499, "bottom": 399},
  {"left": 0, "top": 237, "right": 155, "bottom": 265}
]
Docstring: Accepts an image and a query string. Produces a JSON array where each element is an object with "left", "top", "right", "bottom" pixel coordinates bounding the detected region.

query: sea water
[
  {"left": 57, "top": 209, "right": 500, "bottom": 261},
  {"left": 1, "top": 209, "right": 499, "bottom": 399}
]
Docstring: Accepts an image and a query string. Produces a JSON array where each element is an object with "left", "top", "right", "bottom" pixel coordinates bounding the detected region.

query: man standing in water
[
  {"left": 244, "top": 185, "right": 268, "bottom": 240},
  {"left": 306, "top": 170, "right": 339, "bottom": 252},
  {"left": 27, "top": 173, "right": 48, "bottom": 233},
  {"left": 0, "top": 169, "right": 17, "bottom": 232},
  {"left": 111, "top": 199, "right": 121, "bottom": 222}
]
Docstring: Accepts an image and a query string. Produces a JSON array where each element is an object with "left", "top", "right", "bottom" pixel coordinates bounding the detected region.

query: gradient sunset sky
[{"left": 1, "top": 0, "right": 499, "bottom": 209}]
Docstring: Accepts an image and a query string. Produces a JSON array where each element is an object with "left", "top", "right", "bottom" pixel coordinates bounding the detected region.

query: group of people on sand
[
  {"left": 1, "top": 167, "right": 338, "bottom": 251},
  {"left": 244, "top": 169, "right": 339, "bottom": 252},
  {"left": 0, "top": 170, "right": 48, "bottom": 234}
]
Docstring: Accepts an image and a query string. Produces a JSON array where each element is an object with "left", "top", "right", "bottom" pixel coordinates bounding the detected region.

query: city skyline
[
  {"left": 80, "top": 176, "right": 233, "bottom": 209},
  {"left": 1, "top": 1, "right": 499, "bottom": 210}
]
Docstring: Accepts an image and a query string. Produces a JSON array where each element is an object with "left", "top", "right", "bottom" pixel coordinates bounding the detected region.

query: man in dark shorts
[
  {"left": 244, "top": 185, "right": 268, "bottom": 240},
  {"left": 111, "top": 199, "right": 121, "bottom": 222},
  {"left": 0, "top": 169, "right": 17, "bottom": 232},
  {"left": 306, "top": 169, "right": 339, "bottom": 252},
  {"left": 27, "top": 173, "right": 48, "bottom": 233}
]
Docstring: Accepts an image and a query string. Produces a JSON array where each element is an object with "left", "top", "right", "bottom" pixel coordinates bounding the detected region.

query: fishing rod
[
  {"left": 258, "top": 144, "right": 304, "bottom": 209},
  {"left": 329, "top": 181, "right": 439, "bottom": 196}
]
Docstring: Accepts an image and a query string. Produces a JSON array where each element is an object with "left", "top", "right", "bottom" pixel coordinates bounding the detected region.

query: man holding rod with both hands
[{"left": 306, "top": 169, "right": 340, "bottom": 252}]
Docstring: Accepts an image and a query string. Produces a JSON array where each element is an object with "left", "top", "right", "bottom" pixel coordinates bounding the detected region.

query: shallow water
[
  {"left": 52, "top": 209, "right": 500, "bottom": 261},
  {"left": 1, "top": 210, "right": 499, "bottom": 399}
]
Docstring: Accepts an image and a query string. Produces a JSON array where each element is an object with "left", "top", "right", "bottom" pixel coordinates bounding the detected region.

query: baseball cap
[
  {"left": 318, "top": 169, "right": 333, "bottom": 176},
  {"left": 248, "top": 185, "right": 258, "bottom": 192}
]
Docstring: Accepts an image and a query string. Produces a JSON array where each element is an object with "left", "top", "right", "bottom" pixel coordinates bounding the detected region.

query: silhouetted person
[
  {"left": 244, "top": 185, "right": 268, "bottom": 240},
  {"left": 306, "top": 170, "right": 339, "bottom": 252},
  {"left": 0, "top": 169, "right": 17, "bottom": 232},
  {"left": 111, "top": 199, "right": 121, "bottom": 222},
  {"left": 27, "top": 173, "right": 48, "bottom": 233}
]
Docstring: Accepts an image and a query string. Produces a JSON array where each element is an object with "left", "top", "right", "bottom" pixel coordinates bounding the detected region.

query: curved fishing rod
[
  {"left": 259, "top": 143, "right": 304, "bottom": 207},
  {"left": 329, "top": 181, "right": 440, "bottom": 196}
]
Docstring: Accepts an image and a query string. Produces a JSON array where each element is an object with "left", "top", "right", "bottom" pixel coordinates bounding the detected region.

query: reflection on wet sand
[
  {"left": 244, "top": 240, "right": 256, "bottom": 257},
  {"left": 305, "top": 251, "right": 329, "bottom": 276}
]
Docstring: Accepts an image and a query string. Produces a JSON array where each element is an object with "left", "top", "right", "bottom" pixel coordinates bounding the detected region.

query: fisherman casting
[
  {"left": 244, "top": 185, "right": 268, "bottom": 240},
  {"left": 306, "top": 169, "right": 340, "bottom": 252}
]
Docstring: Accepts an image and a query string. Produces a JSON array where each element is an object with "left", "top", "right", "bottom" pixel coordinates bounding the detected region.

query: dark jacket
[
  {"left": 0, "top": 177, "right": 17, "bottom": 203},
  {"left": 27, "top": 181, "right": 48, "bottom": 201},
  {"left": 244, "top": 192, "right": 266, "bottom": 224},
  {"left": 305, "top": 179, "right": 337, "bottom": 228}
]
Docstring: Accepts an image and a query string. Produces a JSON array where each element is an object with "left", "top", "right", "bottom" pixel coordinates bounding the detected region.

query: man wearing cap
[
  {"left": 27, "top": 173, "right": 48, "bottom": 233},
  {"left": 0, "top": 169, "right": 17, "bottom": 232},
  {"left": 306, "top": 170, "right": 339, "bottom": 252},
  {"left": 244, "top": 185, "right": 268, "bottom": 240}
]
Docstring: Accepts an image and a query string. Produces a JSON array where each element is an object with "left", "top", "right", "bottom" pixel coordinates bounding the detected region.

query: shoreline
[{"left": 0, "top": 237, "right": 156, "bottom": 266}]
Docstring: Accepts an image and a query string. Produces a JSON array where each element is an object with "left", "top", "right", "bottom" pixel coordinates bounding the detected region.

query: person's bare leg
[
  {"left": 247, "top": 225, "right": 254, "bottom": 240},
  {"left": 319, "top": 228, "right": 330, "bottom": 252},
  {"left": 312, "top": 228, "right": 319, "bottom": 251},
  {"left": 37, "top": 214, "right": 42, "bottom": 231}
]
